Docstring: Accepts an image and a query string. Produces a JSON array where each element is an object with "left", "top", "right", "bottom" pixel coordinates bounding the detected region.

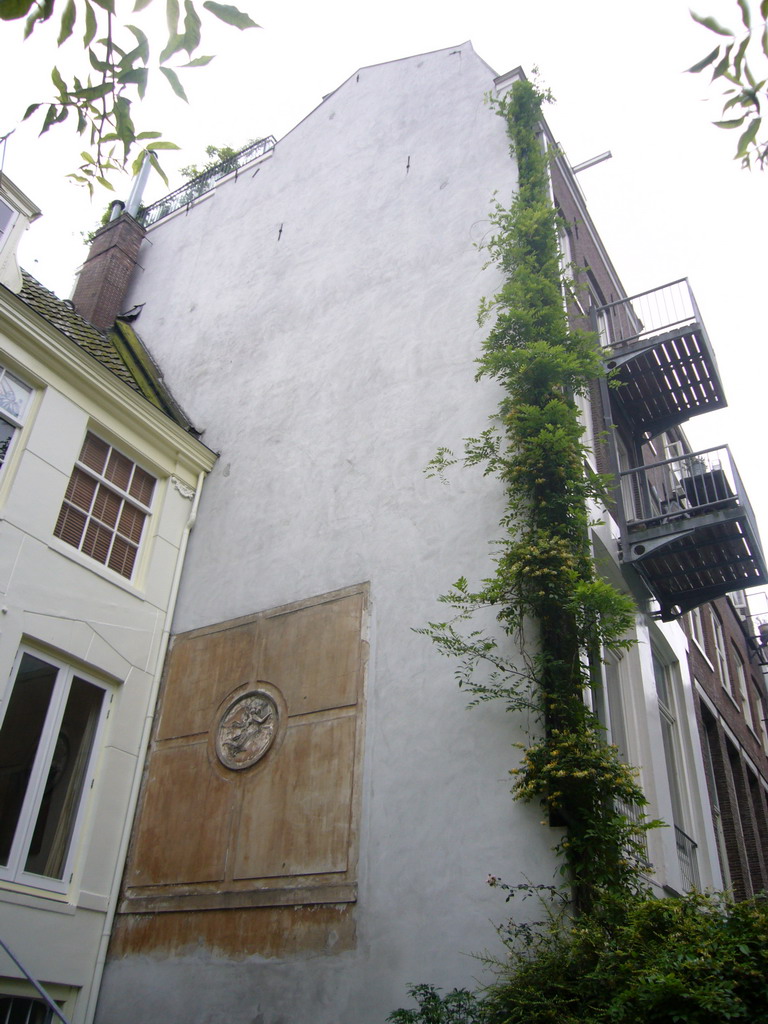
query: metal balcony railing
[
  {"left": 615, "top": 798, "right": 651, "bottom": 867},
  {"left": 619, "top": 446, "right": 749, "bottom": 530},
  {"left": 595, "top": 279, "right": 726, "bottom": 437},
  {"left": 674, "top": 824, "right": 701, "bottom": 892},
  {"left": 616, "top": 445, "right": 767, "bottom": 618},
  {"left": 139, "top": 136, "right": 277, "bottom": 228},
  {"left": 595, "top": 278, "right": 702, "bottom": 350}
]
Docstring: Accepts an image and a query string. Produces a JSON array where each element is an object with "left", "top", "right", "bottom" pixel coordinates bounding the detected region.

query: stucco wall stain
[{"left": 109, "top": 903, "right": 355, "bottom": 960}]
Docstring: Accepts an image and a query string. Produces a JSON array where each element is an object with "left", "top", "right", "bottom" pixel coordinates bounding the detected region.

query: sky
[{"left": 1, "top": 0, "right": 767, "bottom": 610}]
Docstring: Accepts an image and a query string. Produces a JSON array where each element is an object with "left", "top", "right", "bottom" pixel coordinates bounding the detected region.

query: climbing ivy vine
[{"left": 422, "top": 80, "right": 655, "bottom": 911}]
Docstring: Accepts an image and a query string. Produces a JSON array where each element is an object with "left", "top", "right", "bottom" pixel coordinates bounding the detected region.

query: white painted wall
[
  {"left": 95, "top": 44, "right": 721, "bottom": 1024},
  {"left": 0, "top": 293, "right": 213, "bottom": 1023}
]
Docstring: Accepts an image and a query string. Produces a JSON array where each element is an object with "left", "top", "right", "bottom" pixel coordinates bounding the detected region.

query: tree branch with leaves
[
  {"left": 0, "top": 0, "right": 258, "bottom": 191},
  {"left": 689, "top": 0, "right": 767, "bottom": 168}
]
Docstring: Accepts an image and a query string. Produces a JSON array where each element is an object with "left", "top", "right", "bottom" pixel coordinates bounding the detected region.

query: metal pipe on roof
[
  {"left": 125, "top": 150, "right": 156, "bottom": 218},
  {"left": 572, "top": 151, "right": 613, "bottom": 174}
]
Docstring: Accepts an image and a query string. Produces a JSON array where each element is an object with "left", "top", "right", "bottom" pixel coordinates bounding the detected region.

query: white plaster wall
[
  {"left": 0, "top": 319, "right": 209, "bottom": 1022},
  {"left": 96, "top": 44, "right": 564, "bottom": 1024}
]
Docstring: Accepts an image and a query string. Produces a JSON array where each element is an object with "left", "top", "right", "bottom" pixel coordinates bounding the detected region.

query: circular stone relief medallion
[{"left": 215, "top": 690, "right": 279, "bottom": 770}]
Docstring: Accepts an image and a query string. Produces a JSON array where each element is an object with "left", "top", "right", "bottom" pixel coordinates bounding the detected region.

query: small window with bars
[
  {"left": 53, "top": 432, "right": 155, "bottom": 580},
  {"left": 0, "top": 995, "right": 55, "bottom": 1023}
]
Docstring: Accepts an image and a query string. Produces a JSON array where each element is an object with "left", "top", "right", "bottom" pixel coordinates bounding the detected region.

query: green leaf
[
  {"left": 159, "top": 64, "right": 188, "bottom": 100},
  {"left": 0, "top": 0, "right": 36, "bottom": 19},
  {"left": 90, "top": 0, "right": 115, "bottom": 11},
  {"left": 40, "top": 104, "right": 59, "bottom": 135},
  {"left": 159, "top": 31, "right": 185, "bottom": 63},
  {"left": 181, "top": 53, "right": 213, "bottom": 66},
  {"left": 73, "top": 82, "right": 113, "bottom": 100},
  {"left": 687, "top": 45, "right": 720, "bottom": 73},
  {"left": 737, "top": 116, "right": 761, "bottom": 156},
  {"left": 51, "top": 65, "right": 67, "bottom": 95},
  {"left": 763, "top": 25, "right": 768, "bottom": 59},
  {"left": 76, "top": 108, "right": 87, "bottom": 132},
  {"left": 691, "top": 11, "right": 734, "bottom": 36},
  {"left": 148, "top": 139, "right": 180, "bottom": 149},
  {"left": 734, "top": 35, "right": 750, "bottom": 77},
  {"left": 88, "top": 47, "right": 108, "bottom": 72},
  {"left": 133, "top": 0, "right": 153, "bottom": 10},
  {"left": 714, "top": 115, "right": 747, "bottom": 128},
  {"left": 80, "top": 150, "right": 95, "bottom": 163},
  {"left": 737, "top": 0, "right": 751, "bottom": 30},
  {"left": 712, "top": 44, "right": 733, "bottom": 79},
  {"left": 182, "top": 0, "right": 201, "bottom": 53},
  {"left": 136, "top": 130, "right": 163, "bottom": 139},
  {"left": 118, "top": 67, "right": 149, "bottom": 98},
  {"left": 57, "top": 0, "right": 76, "bottom": 43},
  {"left": 23, "top": 0, "right": 53, "bottom": 35},
  {"left": 149, "top": 149, "right": 170, "bottom": 186},
  {"left": 96, "top": 176, "right": 115, "bottom": 190},
  {"left": 22, "top": 102, "right": 40, "bottom": 120},
  {"left": 83, "top": 0, "right": 96, "bottom": 45},
  {"left": 126, "top": 24, "right": 149, "bottom": 62},
  {"left": 202, "top": 1, "right": 258, "bottom": 29},
  {"left": 114, "top": 94, "right": 136, "bottom": 158},
  {"left": 166, "top": 0, "right": 179, "bottom": 34}
]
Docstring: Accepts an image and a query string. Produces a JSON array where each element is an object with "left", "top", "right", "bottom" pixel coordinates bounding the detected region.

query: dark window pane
[
  {"left": 79, "top": 433, "right": 109, "bottom": 474},
  {"left": 0, "top": 996, "right": 54, "bottom": 1023},
  {"left": 129, "top": 466, "right": 155, "bottom": 506},
  {"left": 0, "top": 417, "right": 13, "bottom": 467},
  {"left": 64, "top": 468, "right": 97, "bottom": 512},
  {"left": 105, "top": 449, "right": 132, "bottom": 491},
  {"left": 82, "top": 520, "right": 112, "bottom": 565},
  {"left": 25, "top": 676, "right": 103, "bottom": 879},
  {"left": 108, "top": 535, "right": 137, "bottom": 579},
  {"left": 92, "top": 485, "right": 121, "bottom": 528},
  {"left": 53, "top": 504, "right": 87, "bottom": 549},
  {"left": 117, "top": 503, "right": 145, "bottom": 544},
  {"left": 0, "top": 655, "right": 57, "bottom": 866}
]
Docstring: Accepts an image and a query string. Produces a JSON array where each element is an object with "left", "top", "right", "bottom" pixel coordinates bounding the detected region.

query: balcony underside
[
  {"left": 623, "top": 508, "right": 768, "bottom": 620},
  {"left": 605, "top": 324, "right": 726, "bottom": 437}
]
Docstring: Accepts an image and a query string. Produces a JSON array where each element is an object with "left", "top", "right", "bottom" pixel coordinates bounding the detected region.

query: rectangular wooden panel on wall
[{"left": 118, "top": 583, "right": 368, "bottom": 921}]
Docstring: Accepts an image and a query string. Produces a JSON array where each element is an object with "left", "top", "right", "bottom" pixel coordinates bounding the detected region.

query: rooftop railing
[
  {"left": 596, "top": 278, "right": 703, "bottom": 349},
  {"left": 138, "top": 136, "right": 277, "bottom": 228}
]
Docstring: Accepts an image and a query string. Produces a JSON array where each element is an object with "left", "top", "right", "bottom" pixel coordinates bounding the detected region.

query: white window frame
[
  {"left": 53, "top": 431, "right": 156, "bottom": 581},
  {"left": 688, "top": 605, "right": 705, "bottom": 651},
  {"left": 732, "top": 648, "right": 756, "bottom": 732},
  {"left": 0, "top": 647, "right": 109, "bottom": 895},
  {"left": 710, "top": 610, "right": 735, "bottom": 702},
  {"left": 0, "top": 363, "right": 33, "bottom": 474}
]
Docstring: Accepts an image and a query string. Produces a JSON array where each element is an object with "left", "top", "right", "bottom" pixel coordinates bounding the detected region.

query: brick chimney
[{"left": 71, "top": 210, "right": 145, "bottom": 329}]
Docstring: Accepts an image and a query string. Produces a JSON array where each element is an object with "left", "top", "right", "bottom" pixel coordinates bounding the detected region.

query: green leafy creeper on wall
[{"left": 421, "top": 79, "right": 655, "bottom": 912}]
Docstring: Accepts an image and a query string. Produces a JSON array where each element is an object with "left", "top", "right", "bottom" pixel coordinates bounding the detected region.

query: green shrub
[
  {"left": 482, "top": 892, "right": 768, "bottom": 1024},
  {"left": 387, "top": 984, "right": 485, "bottom": 1024}
]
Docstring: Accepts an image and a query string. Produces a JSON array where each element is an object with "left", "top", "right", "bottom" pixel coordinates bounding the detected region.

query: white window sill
[
  {"left": 722, "top": 687, "right": 741, "bottom": 713},
  {"left": 48, "top": 536, "right": 146, "bottom": 598},
  {"left": 690, "top": 636, "right": 714, "bottom": 672},
  {"left": 0, "top": 883, "right": 76, "bottom": 915}
]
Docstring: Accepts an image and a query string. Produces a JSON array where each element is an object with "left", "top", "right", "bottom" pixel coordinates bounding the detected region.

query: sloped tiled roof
[{"left": 18, "top": 270, "right": 142, "bottom": 395}]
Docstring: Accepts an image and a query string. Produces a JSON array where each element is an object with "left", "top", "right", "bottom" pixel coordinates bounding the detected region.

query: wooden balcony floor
[{"left": 607, "top": 324, "right": 726, "bottom": 437}]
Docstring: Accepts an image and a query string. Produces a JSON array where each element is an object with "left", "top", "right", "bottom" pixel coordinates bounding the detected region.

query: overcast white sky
[{"left": 1, "top": 0, "right": 767, "bottom": 606}]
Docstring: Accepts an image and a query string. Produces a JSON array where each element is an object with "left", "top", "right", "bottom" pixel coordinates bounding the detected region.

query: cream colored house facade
[{"left": 0, "top": 177, "right": 216, "bottom": 1023}]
